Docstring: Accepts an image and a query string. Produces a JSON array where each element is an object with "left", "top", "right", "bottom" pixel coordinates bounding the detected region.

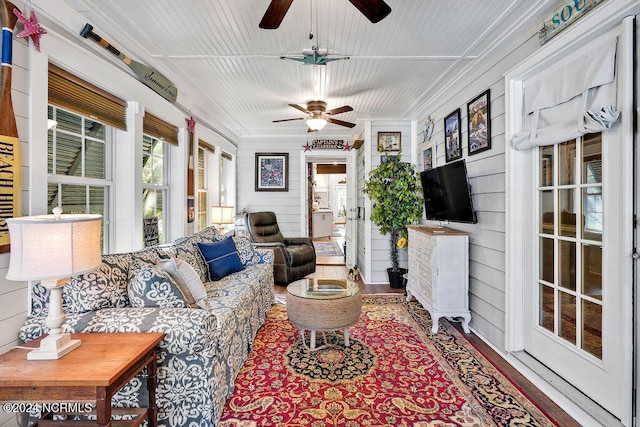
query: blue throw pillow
[{"left": 197, "top": 238, "right": 245, "bottom": 281}]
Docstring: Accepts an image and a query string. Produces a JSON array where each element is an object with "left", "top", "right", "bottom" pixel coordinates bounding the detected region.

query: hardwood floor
[{"left": 274, "top": 264, "right": 580, "bottom": 426}]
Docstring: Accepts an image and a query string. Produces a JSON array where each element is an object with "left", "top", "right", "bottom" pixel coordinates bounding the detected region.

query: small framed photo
[
  {"left": 377, "top": 131, "right": 401, "bottom": 152},
  {"left": 187, "top": 198, "right": 195, "bottom": 223},
  {"left": 467, "top": 89, "right": 491, "bottom": 155},
  {"left": 444, "top": 109, "right": 462, "bottom": 162},
  {"left": 255, "top": 153, "right": 289, "bottom": 192},
  {"left": 421, "top": 142, "right": 435, "bottom": 171}
]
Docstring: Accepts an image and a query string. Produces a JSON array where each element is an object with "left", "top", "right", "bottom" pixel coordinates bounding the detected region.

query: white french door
[
  {"left": 524, "top": 132, "right": 627, "bottom": 418},
  {"left": 507, "top": 18, "right": 635, "bottom": 425}
]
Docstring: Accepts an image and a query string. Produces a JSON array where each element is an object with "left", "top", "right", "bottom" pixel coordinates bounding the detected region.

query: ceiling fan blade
[
  {"left": 259, "top": 0, "right": 294, "bottom": 29},
  {"left": 288, "top": 103, "right": 310, "bottom": 114},
  {"left": 273, "top": 117, "right": 305, "bottom": 123},
  {"left": 327, "top": 118, "right": 356, "bottom": 128},
  {"left": 327, "top": 105, "right": 353, "bottom": 115},
  {"left": 348, "top": 0, "right": 392, "bottom": 23}
]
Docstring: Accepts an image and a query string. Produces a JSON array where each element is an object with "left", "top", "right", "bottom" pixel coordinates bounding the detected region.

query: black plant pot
[{"left": 387, "top": 267, "right": 407, "bottom": 289}]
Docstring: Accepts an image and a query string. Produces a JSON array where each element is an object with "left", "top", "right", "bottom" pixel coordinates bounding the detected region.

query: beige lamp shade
[
  {"left": 5, "top": 209, "right": 102, "bottom": 360},
  {"left": 211, "top": 206, "right": 234, "bottom": 225},
  {"left": 6, "top": 212, "right": 103, "bottom": 281}
]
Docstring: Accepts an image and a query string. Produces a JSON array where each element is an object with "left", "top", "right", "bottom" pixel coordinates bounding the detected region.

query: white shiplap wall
[
  {"left": 0, "top": 34, "right": 30, "bottom": 357},
  {"left": 415, "top": 23, "right": 541, "bottom": 349},
  {"left": 0, "top": 35, "right": 30, "bottom": 427},
  {"left": 236, "top": 136, "right": 307, "bottom": 237},
  {"left": 366, "top": 121, "right": 413, "bottom": 283}
]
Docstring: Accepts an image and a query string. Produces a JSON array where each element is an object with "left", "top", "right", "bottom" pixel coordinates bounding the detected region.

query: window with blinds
[
  {"left": 142, "top": 133, "right": 169, "bottom": 243},
  {"left": 143, "top": 113, "right": 179, "bottom": 146},
  {"left": 47, "top": 105, "right": 111, "bottom": 252},
  {"left": 196, "top": 140, "right": 214, "bottom": 231},
  {"left": 48, "top": 64, "right": 127, "bottom": 130}
]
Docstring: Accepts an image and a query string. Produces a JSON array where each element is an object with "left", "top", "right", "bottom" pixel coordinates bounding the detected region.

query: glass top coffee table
[{"left": 286, "top": 278, "right": 362, "bottom": 351}]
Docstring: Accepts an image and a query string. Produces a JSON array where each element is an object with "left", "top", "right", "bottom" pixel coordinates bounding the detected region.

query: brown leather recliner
[{"left": 247, "top": 211, "right": 316, "bottom": 285}]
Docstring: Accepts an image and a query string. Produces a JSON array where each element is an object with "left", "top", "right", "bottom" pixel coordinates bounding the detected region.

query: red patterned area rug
[{"left": 219, "top": 295, "right": 558, "bottom": 427}]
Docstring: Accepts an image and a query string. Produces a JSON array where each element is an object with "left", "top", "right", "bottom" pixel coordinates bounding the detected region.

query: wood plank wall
[
  {"left": 417, "top": 24, "right": 541, "bottom": 350},
  {"left": 368, "top": 121, "right": 413, "bottom": 283},
  {"left": 0, "top": 36, "right": 30, "bottom": 427},
  {"left": 236, "top": 137, "right": 305, "bottom": 236}
]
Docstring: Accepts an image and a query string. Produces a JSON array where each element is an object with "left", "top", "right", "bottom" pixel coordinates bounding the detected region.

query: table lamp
[
  {"left": 6, "top": 207, "right": 102, "bottom": 360},
  {"left": 210, "top": 206, "right": 234, "bottom": 234}
]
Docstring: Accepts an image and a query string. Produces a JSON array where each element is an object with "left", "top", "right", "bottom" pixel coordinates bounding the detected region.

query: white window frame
[
  {"left": 141, "top": 134, "right": 169, "bottom": 243},
  {"left": 196, "top": 146, "right": 208, "bottom": 231},
  {"left": 47, "top": 105, "right": 113, "bottom": 252}
]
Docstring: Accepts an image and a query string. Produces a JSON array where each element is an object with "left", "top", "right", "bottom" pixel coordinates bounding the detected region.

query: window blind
[
  {"left": 198, "top": 139, "right": 215, "bottom": 153},
  {"left": 143, "top": 113, "right": 179, "bottom": 146},
  {"left": 48, "top": 64, "right": 127, "bottom": 130},
  {"left": 512, "top": 37, "right": 620, "bottom": 150}
]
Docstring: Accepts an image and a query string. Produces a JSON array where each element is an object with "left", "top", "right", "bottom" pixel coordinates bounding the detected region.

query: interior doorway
[
  {"left": 302, "top": 152, "right": 351, "bottom": 267},
  {"left": 309, "top": 161, "right": 346, "bottom": 266}
]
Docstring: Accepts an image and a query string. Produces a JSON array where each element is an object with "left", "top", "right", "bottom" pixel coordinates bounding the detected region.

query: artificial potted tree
[{"left": 364, "top": 153, "right": 423, "bottom": 288}]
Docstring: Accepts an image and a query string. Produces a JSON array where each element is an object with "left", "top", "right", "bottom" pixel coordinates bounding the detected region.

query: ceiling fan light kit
[
  {"left": 273, "top": 100, "right": 356, "bottom": 131},
  {"left": 262, "top": 1, "right": 386, "bottom": 133},
  {"left": 306, "top": 117, "right": 327, "bottom": 131}
]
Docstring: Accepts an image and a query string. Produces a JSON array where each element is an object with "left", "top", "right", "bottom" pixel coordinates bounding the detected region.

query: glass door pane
[{"left": 537, "top": 134, "right": 603, "bottom": 360}]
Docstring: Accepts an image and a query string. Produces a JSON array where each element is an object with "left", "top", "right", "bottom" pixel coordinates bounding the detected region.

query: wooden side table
[
  {"left": 0, "top": 332, "right": 164, "bottom": 427},
  {"left": 287, "top": 278, "right": 362, "bottom": 350}
]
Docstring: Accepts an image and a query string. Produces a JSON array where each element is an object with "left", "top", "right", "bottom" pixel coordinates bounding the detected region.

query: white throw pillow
[{"left": 159, "top": 258, "right": 208, "bottom": 309}]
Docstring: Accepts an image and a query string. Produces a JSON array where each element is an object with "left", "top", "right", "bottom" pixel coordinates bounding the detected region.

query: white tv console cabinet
[{"left": 406, "top": 226, "right": 471, "bottom": 334}]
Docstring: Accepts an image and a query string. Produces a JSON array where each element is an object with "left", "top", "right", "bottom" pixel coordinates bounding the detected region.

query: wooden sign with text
[
  {"left": 312, "top": 140, "right": 344, "bottom": 150},
  {"left": 538, "top": 0, "right": 605, "bottom": 45}
]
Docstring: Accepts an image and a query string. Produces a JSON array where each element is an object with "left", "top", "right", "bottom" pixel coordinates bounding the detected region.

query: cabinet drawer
[
  {"left": 419, "top": 265, "right": 432, "bottom": 283},
  {"left": 417, "top": 233, "right": 431, "bottom": 250},
  {"left": 414, "top": 231, "right": 427, "bottom": 247},
  {"left": 415, "top": 288, "right": 432, "bottom": 308},
  {"left": 416, "top": 248, "right": 426, "bottom": 262}
]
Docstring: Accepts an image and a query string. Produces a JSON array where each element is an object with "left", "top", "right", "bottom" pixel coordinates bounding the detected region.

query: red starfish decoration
[
  {"left": 343, "top": 142, "right": 352, "bottom": 151},
  {"left": 186, "top": 116, "right": 196, "bottom": 132},
  {"left": 302, "top": 142, "right": 311, "bottom": 152},
  {"left": 14, "top": 8, "right": 47, "bottom": 52}
]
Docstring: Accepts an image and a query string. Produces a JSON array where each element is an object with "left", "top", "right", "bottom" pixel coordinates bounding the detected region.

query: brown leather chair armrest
[{"left": 284, "top": 237, "right": 313, "bottom": 246}]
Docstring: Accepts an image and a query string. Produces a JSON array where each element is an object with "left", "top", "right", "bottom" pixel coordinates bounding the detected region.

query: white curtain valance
[{"left": 512, "top": 37, "right": 619, "bottom": 150}]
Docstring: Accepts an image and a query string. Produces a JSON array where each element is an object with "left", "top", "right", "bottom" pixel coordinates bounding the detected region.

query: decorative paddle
[
  {"left": 0, "top": 0, "right": 22, "bottom": 253},
  {"left": 80, "top": 23, "right": 178, "bottom": 104}
]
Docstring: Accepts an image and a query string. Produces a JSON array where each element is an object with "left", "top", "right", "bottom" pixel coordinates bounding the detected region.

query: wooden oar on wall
[
  {"left": 0, "top": 0, "right": 21, "bottom": 253},
  {"left": 80, "top": 23, "right": 178, "bottom": 104}
]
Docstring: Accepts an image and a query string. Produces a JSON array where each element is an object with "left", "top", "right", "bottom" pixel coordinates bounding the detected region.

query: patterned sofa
[{"left": 18, "top": 226, "right": 275, "bottom": 426}]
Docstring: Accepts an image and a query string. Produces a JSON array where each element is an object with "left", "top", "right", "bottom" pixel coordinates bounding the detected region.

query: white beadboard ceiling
[{"left": 53, "top": 0, "right": 553, "bottom": 139}]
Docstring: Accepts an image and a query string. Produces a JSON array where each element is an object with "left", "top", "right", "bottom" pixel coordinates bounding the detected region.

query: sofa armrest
[
  {"left": 20, "top": 307, "right": 218, "bottom": 356},
  {"left": 251, "top": 242, "right": 287, "bottom": 265},
  {"left": 284, "top": 237, "right": 313, "bottom": 246},
  {"left": 251, "top": 247, "right": 275, "bottom": 264}
]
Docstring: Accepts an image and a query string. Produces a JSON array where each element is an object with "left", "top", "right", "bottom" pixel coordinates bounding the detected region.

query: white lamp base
[{"left": 27, "top": 332, "right": 81, "bottom": 360}]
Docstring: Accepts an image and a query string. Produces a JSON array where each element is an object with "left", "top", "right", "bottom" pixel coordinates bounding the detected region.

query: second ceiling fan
[
  {"left": 273, "top": 101, "right": 356, "bottom": 131},
  {"left": 259, "top": 0, "right": 392, "bottom": 29}
]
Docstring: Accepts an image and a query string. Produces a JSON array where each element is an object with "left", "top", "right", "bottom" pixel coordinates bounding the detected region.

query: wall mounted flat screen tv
[{"left": 420, "top": 160, "right": 477, "bottom": 224}]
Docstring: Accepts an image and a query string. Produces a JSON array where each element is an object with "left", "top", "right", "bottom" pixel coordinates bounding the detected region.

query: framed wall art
[
  {"left": 444, "top": 109, "right": 462, "bottom": 162},
  {"left": 467, "top": 89, "right": 491, "bottom": 155},
  {"left": 421, "top": 141, "right": 435, "bottom": 171},
  {"left": 255, "top": 153, "right": 289, "bottom": 192},
  {"left": 377, "top": 131, "right": 401, "bottom": 152}
]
